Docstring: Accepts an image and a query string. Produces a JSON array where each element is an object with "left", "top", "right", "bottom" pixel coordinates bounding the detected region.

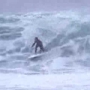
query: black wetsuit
[{"left": 32, "top": 38, "right": 44, "bottom": 53}]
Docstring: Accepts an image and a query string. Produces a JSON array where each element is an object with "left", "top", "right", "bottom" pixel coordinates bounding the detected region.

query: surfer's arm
[{"left": 32, "top": 41, "right": 36, "bottom": 47}]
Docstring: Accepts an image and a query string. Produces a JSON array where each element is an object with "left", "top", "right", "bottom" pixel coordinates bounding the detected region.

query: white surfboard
[{"left": 28, "top": 53, "right": 44, "bottom": 60}]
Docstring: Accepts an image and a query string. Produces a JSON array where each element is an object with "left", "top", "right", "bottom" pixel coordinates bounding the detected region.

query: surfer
[{"left": 32, "top": 37, "right": 44, "bottom": 53}]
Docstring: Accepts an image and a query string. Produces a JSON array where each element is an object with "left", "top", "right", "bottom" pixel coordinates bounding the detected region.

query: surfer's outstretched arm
[{"left": 32, "top": 42, "right": 36, "bottom": 47}]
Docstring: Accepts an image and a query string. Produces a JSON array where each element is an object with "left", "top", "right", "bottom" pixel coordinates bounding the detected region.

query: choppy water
[{"left": 0, "top": 12, "right": 90, "bottom": 74}]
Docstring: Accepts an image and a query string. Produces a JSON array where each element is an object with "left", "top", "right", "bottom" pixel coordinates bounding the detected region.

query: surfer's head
[{"left": 35, "top": 37, "right": 38, "bottom": 40}]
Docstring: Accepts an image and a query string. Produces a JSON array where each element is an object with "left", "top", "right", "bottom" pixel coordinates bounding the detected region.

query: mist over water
[{"left": 0, "top": 11, "right": 90, "bottom": 74}]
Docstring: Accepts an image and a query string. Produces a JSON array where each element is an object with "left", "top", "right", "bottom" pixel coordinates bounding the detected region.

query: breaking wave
[{"left": 0, "top": 11, "right": 90, "bottom": 74}]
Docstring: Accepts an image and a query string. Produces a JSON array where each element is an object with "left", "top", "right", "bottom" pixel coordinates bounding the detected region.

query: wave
[{"left": 0, "top": 11, "right": 90, "bottom": 74}]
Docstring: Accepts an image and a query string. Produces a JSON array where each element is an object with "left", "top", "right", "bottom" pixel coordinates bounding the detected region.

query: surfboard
[{"left": 28, "top": 53, "right": 44, "bottom": 60}]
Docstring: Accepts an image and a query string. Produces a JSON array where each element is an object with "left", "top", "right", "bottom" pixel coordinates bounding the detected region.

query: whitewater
[{"left": 0, "top": 11, "right": 90, "bottom": 90}]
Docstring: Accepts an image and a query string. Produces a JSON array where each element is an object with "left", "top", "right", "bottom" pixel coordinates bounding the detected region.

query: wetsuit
[{"left": 32, "top": 38, "right": 44, "bottom": 53}]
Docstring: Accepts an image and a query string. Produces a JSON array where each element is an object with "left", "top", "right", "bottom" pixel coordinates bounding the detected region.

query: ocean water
[{"left": 0, "top": 11, "right": 90, "bottom": 90}]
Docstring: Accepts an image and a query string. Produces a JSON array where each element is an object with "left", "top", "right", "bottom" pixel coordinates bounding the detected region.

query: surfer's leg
[
  {"left": 40, "top": 45, "right": 44, "bottom": 52},
  {"left": 35, "top": 45, "right": 38, "bottom": 53}
]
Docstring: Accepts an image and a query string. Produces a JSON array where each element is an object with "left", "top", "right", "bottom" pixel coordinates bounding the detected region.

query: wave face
[{"left": 0, "top": 12, "right": 90, "bottom": 74}]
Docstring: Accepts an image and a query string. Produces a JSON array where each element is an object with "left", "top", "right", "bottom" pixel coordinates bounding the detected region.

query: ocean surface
[{"left": 0, "top": 11, "right": 90, "bottom": 90}]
